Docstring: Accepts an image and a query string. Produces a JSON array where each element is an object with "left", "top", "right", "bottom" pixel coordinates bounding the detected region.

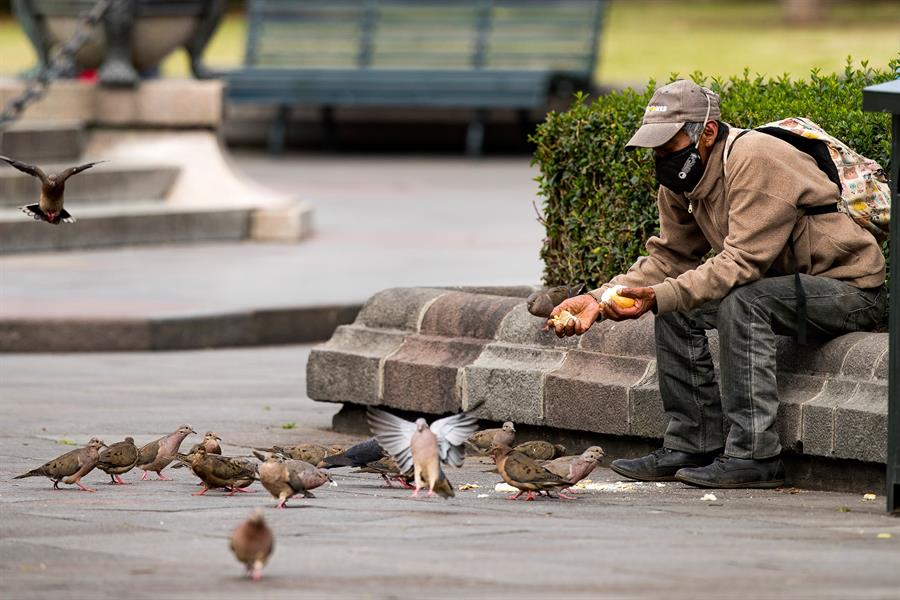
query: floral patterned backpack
[{"left": 724, "top": 116, "right": 891, "bottom": 240}]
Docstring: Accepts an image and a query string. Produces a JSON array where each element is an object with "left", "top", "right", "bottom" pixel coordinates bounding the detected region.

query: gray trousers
[{"left": 654, "top": 275, "right": 886, "bottom": 459}]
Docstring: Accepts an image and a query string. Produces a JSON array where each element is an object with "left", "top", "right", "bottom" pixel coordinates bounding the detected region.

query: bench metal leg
[
  {"left": 321, "top": 106, "right": 337, "bottom": 151},
  {"left": 466, "top": 110, "right": 488, "bottom": 157},
  {"left": 267, "top": 105, "right": 290, "bottom": 154}
]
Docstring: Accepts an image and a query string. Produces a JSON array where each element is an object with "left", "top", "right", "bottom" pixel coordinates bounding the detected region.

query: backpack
[{"left": 723, "top": 116, "right": 891, "bottom": 240}]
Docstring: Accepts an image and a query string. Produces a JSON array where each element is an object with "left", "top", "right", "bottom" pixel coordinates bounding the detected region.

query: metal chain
[{"left": 0, "top": 0, "right": 113, "bottom": 129}]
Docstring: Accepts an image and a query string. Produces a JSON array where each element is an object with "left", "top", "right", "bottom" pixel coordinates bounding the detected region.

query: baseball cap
[{"left": 626, "top": 80, "right": 721, "bottom": 149}]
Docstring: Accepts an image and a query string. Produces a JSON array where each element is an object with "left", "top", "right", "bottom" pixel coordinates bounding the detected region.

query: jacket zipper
[{"left": 688, "top": 199, "right": 693, "bottom": 214}]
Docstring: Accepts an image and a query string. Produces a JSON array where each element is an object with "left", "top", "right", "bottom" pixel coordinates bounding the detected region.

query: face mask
[{"left": 655, "top": 145, "right": 704, "bottom": 194}]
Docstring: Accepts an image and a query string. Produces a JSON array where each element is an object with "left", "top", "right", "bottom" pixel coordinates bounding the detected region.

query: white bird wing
[
  {"left": 366, "top": 408, "right": 417, "bottom": 474},
  {"left": 430, "top": 412, "right": 479, "bottom": 467}
]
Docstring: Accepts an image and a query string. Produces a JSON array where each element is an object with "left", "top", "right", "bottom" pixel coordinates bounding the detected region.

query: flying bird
[
  {"left": 96, "top": 436, "right": 140, "bottom": 485},
  {"left": 0, "top": 154, "right": 105, "bottom": 225},
  {"left": 14, "top": 437, "right": 107, "bottom": 492},
  {"left": 136, "top": 425, "right": 195, "bottom": 480},
  {"left": 367, "top": 407, "right": 478, "bottom": 498},
  {"left": 230, "top": 510, "right": 274, "bottom": 581}
]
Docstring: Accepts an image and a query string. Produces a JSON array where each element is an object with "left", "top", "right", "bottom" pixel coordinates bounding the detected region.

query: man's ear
[{"left": 702, "top": 121, "right": 719, "bottom": 148}]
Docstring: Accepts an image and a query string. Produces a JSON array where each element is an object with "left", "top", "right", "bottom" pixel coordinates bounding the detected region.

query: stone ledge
[{"left": 307, "top": 286, "right": 890, "bottom": 468}]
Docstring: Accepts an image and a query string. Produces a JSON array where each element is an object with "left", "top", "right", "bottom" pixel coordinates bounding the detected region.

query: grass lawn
[{"left": 1, "top": 0, "right": 898, "bottom": 86}]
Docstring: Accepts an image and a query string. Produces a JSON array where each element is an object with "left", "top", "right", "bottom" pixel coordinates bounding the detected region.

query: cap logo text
[{"left": 646, "top": 105, "right": 668, "bottom": 113}]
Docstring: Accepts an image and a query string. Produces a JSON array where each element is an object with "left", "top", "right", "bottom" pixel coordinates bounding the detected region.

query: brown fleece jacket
[{"left": 590, "top": 126, "right": 886, "bottom": 314}]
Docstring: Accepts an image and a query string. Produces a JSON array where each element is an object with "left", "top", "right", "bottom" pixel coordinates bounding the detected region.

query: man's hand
[
  {"left": 545, "top": 294, "right": 602, "bottom": 337},
  {"left": 602, "top": 287, "right": 656, "bottom": 321}
]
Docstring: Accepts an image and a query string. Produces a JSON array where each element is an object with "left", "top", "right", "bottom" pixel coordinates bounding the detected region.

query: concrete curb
[
  {"left": 307, "top": 286, "right": 890, "bottom": 468},
  {"left": 0, "top": 304, "right": 362, "bottom": 352}
]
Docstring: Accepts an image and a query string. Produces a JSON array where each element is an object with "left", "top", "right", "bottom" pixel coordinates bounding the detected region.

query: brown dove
[
  {"left": 186, "top": 447, "right": 257, "bottom": 496},
  {"left": 96, "top": 437, "right": 139, "bottom": 485},
  {"left": 367, "top": 407, "right": 478, "bottom": 499},
  {"left": 514, "top": 440, "right": 567, "bottom": 461},
  {"left": 136, "top": 425, "right": 196, "bottom": 480},
  {"left": 255, "top": 442, "right": 337, "bottom": 465},
  {"left": 0, "top": 154, "right": 105, "bottom": 225},
  {"left": 466, "top": 422, "right": 516, "bottom": 454},
  {"left": 255, "top": 451, "right": 335, "bottom": 508},
  {"left": 172, "top": 431, "right": 223, "bottom": 472},
  {"left": 230, "top": 509, "right": 274, "bottom": 581},
  {"left": 490, "top": 443, "right": 574, "bottom": 501},
  {"left": 14, "top": 437, "right": 107, "bottom": 492},
  {"left": 543, "top": 446, "right": 605, "bottom": 485},
  {"left": 526, "top": 283, "right": 585, "bottom": 318},
  {"left": 354, "top": 455, "right": 414, "bottom": 489}
]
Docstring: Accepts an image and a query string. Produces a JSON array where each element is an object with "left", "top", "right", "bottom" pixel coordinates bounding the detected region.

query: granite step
[{"left": 0, "top": 119, "right": 85, "bottom": 162}]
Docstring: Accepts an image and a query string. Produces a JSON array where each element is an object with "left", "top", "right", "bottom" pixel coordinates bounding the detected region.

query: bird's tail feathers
[
  {"left": 20, "top": 204, "right": 45, "bottom": 222},
  {"left": 14, "top": 468, "right": 44, "bottom": 479},
  {"left": 433, "top": 467, "right": 455, "bottom": 498}
]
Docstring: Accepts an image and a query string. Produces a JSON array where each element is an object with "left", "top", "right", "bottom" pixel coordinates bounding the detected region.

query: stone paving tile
[{"left": 1, "top": 346, "right": 898, "bottom": 600}]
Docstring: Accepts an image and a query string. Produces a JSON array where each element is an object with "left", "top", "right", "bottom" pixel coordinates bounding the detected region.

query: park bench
[{"left": 226, "top": 0, "right": 606, "bottom": 153}]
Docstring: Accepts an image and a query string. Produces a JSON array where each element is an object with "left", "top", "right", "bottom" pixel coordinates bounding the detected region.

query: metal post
[{"left": 863, "top": 77, "right": 900, "bottom": 515}]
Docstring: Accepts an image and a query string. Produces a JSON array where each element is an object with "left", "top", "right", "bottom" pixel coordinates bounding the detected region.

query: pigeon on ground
[
  {"left": 256, "top": 442, "right": 341, "bottom": 466},
  {"left": 255, "top": 451, "right": 335, "bottom": 508},
  {"left": 318, "top": 437, "right": 386, "bottom": 468},
  {"left": 353, "top": 455, "right": 414, "bottom": 489},
  {"left": 490, "top": 443, "right": 574, "bottom": 501},
  {"left": 172, "top": 431, "right": 222, "bottom": 471},
  {"left": 466, "top": 422, "right": 516, "bottom": 454},
  {"left": 185, "top": 447, "right": 257, "bottom": 496},
  {"left": 136, "top": 425, "right": 196, "bottom": 480},
  {"left": 526, "top": 283, "right": 585, "bottom": 318},
  {"left": 367, "top": 408, "right": 478, "bottom": 499},
  {"left": 542, "top": 446, "right": 605, "bottom": 485},
  {"left": 230, "top": 509, "right": 274, "bottom": 582},
  {"left": 14, "top": 437, "right": 107, "bottom": 492},
  {"left": 514, "top": 440, "right": 567, "bottom": 461},
  {"left": 0, "top": 154, "right": 105, "bottom": 225},
  {"left": 96, "top": 437, "right": 140, "bottom": 485}
]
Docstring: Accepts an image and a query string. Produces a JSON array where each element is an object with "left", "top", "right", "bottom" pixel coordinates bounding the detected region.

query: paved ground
[
  {"left": 1, "top": 346, "right": 898, "bottom": 600},
  {"left": 0, "top": 154, "right": 544, "bottom": 319}
]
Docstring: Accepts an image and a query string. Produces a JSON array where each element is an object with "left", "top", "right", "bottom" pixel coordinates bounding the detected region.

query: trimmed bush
[{"left": 532, "top": 59, "right": 898, "bottom": 290}]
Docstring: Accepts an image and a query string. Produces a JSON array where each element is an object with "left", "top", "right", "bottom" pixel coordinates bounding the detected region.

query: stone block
[
  {"left": 579, "top": 314, "right": 656, "bottom": 358},
  {"left": 419, "top": 291, "right": 521, "bottom": 339},
  {"left": 95, "top": 80, "right": 224, "bottom": 128},
  {"left": 356, "top": 287, "right": 448, "bottom": 331},
  {"left": 626, "top": 363, "right": 667, "bottom": 439},
  {"left": 775, "top": 373, "right": 825, "bottom": 453},
  {"left": 777, "top": 332, "right": 869, "bottom": 376},
  {"left": 250, "top": 201, "right": 314, "bottom": 242},
  {"left": 494, "top": 302, "right": 579, "bottom": 349},
  {"left": 306, "top": 325, "right": 406, "bottom": 405},
  {"left": 544, "top": 350, "right": 651, "bottom": 434},
  {"left": 833, "top": 382, "right": 888, "bottom": 463},
  {"left": 254, "top": 305, "right": 361, "bottom": 346},
  {"left": 801, "top": 380, "right": 859, "bottom": 457},
  {"left": 461, "top": 343, "right": 566, "bottom": 424},
  {"left": 383, "top": 335, "right": 486, "bottom": 414},
  {"left": 839, "top": 333, "right": 889, "bottom": 381},
  {"left": 0, "top": 120, "right": 84, "bottom": 162}
]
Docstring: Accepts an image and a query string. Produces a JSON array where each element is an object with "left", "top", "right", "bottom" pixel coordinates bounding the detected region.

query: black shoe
[
  {"left": 610, "top": 447, "right": 723, "bottom": 482},
  {"left": 675, "top": 455, "right": 785, "bottom": 489}
]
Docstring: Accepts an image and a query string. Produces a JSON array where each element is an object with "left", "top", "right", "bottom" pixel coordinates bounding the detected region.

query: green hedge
[{"left": 532, "top": 59, "right": 898, "bottom": 291}]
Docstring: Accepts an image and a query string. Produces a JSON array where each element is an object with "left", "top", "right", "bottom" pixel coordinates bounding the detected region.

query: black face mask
[{"left": 655, "top": 144, "right": 704, "bottom": 194}]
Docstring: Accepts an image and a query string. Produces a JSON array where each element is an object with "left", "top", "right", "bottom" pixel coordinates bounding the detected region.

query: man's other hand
[
  {"left": 546, "top": 294, "right": 601, "bottom": 337},
  {"left": 602, "top": 287, "right": 656, "bottom": 321}
]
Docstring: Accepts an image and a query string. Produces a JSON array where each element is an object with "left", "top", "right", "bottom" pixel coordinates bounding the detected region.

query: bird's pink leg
[
  {"left": 114, "top": 474, "right": 130, "bottom": 485},
  {"left": 558, "top": 491, "right": 577, "bottom": 500},
  {"left": 192, "top": 485, "right": 210, "bottom": 496},
  {"left": 524, "top": 491, "right": 536, "bottom": 501},
  {"left": 506, "top": 491, "right": 525, "bottom": 501},
  {"left": 411, "top": 488, "right": 420, "bottom": 498},
  {"left": 226, "top": 486, "right": 255, "bottom": 496},
  {"left": 395, "top": 477, "right": 415, "bottom": 489},
  {"left": 380, "top": 474, "right": 396, "bottom": 488},
  {"left": 155, "top": 472, "right": 171, "bottom": 481},
  {"left": 250, "top": 567, "right": 262, "bottom": 581},
  {"left": 139, "top": 471, "right": 149, "bottom": 481},
  {"left": 276, "top": 499, "right": 286, "bottom": 509},
  {"left": 75, "top": 482, "right": 97, "bottom": 493}
]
